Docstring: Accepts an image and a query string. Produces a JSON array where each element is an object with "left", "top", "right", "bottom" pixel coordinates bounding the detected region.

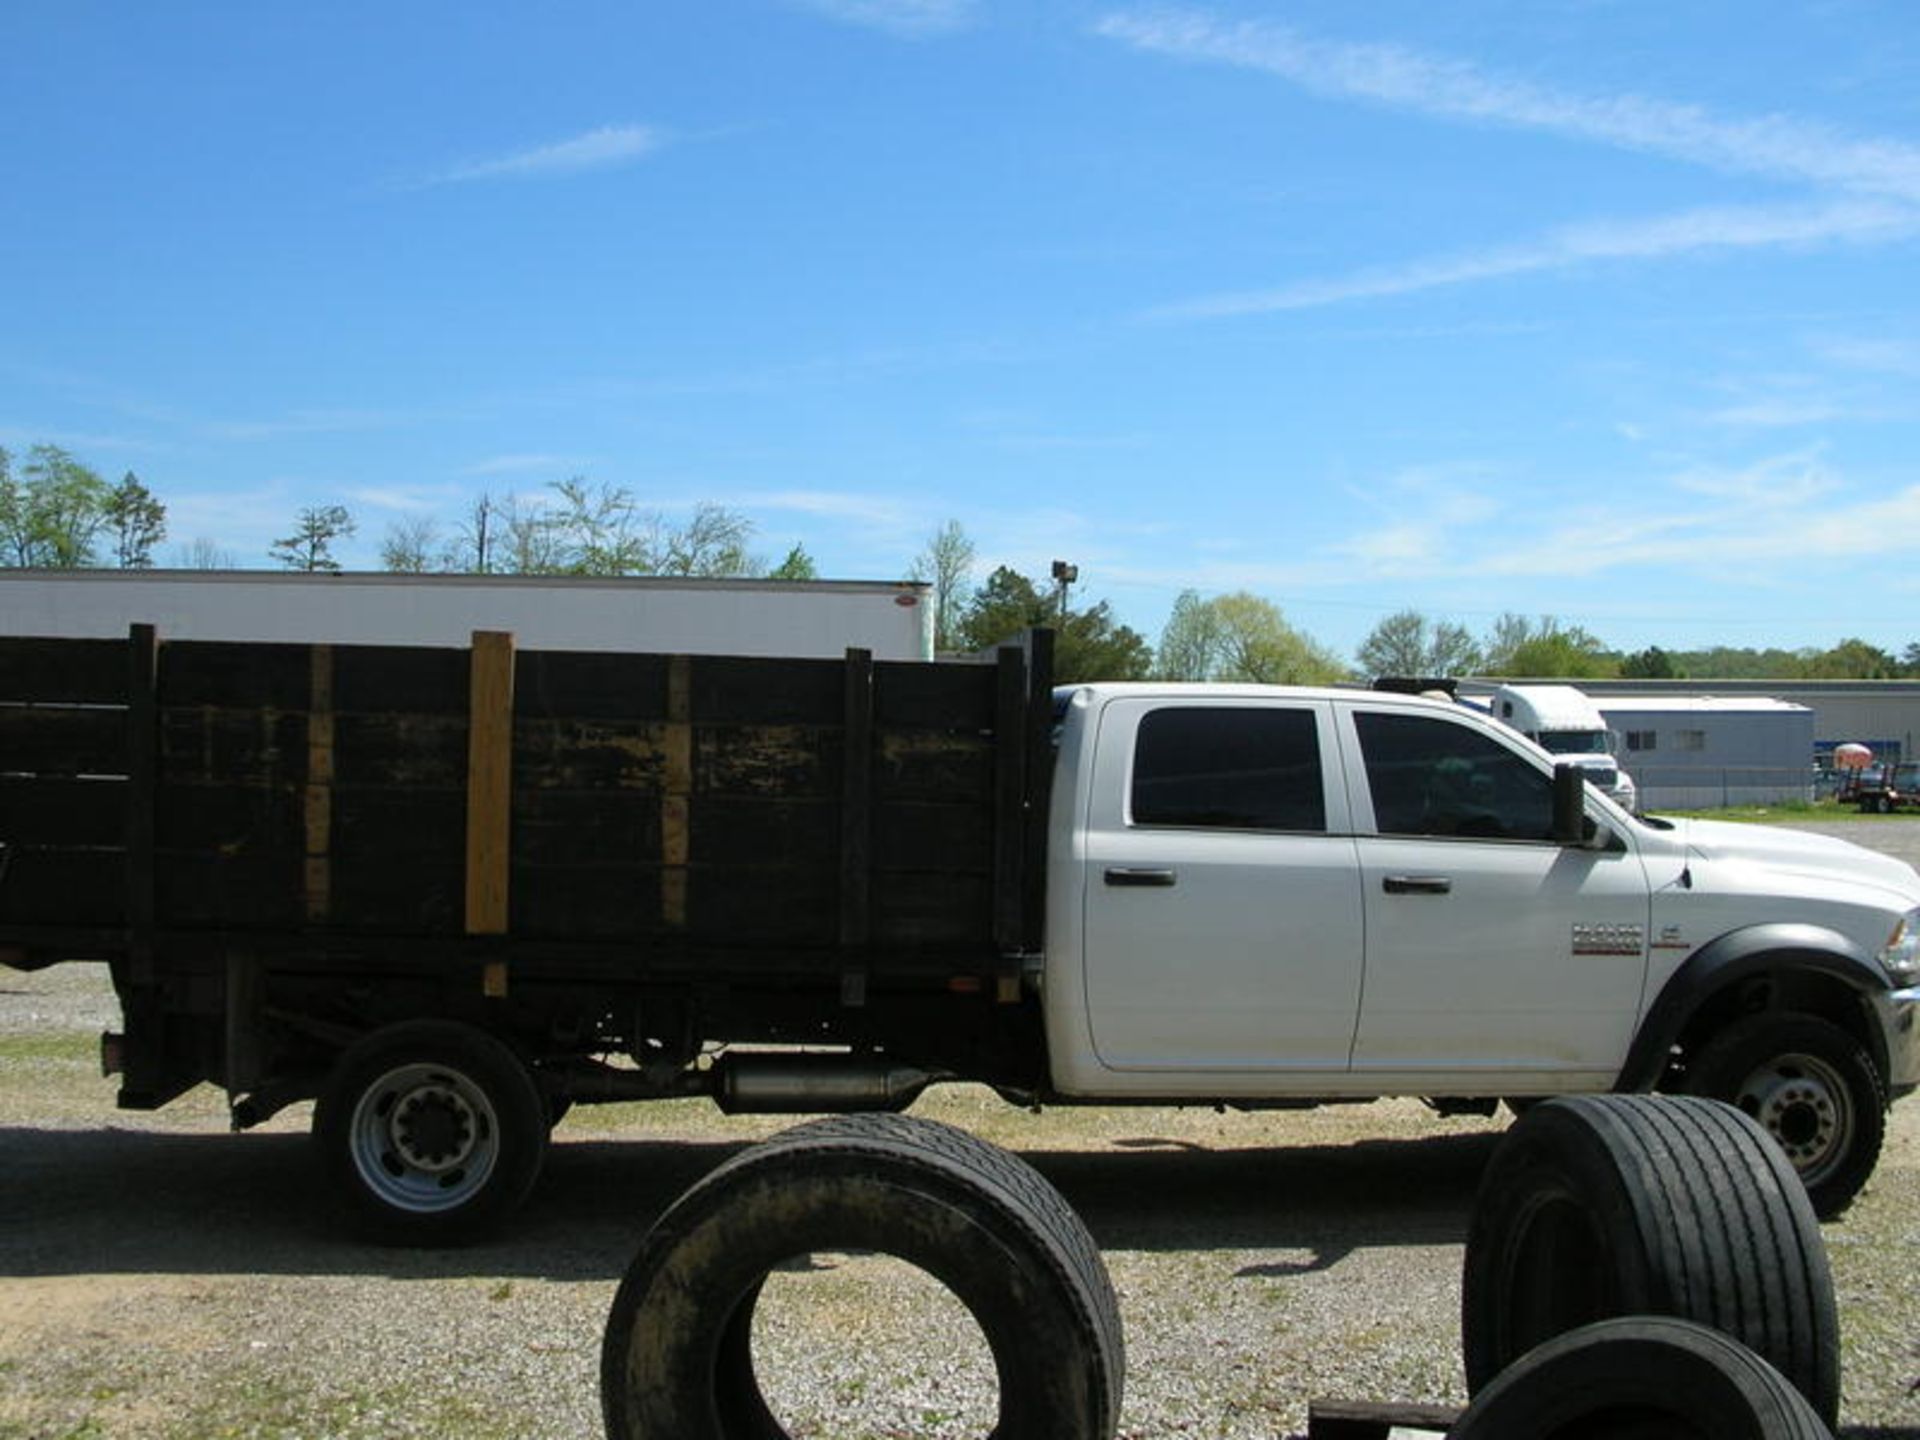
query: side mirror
[{"left": 1552, "top": 763, "right": 1597, "bottom": 846}]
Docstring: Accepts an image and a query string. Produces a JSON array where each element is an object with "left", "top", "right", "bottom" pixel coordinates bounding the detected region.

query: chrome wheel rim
[
  {"left": 1731, "top": 1050, "right": 1853, "bottom": 1185},
  {"left": 347, "top": 1062, "right": 500, "bottom": 1214}
]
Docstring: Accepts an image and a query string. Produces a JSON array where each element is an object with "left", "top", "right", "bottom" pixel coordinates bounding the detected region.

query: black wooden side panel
[
  {"left": 333, "top": 645, "right": 469, "bottom": 714},
  {"left": 333, "top": 713, "right": 467, "bottom": 788},
  {"left": 872, "top": 800, "right": 993, "bottom": 872},
  {"left": 514, "top": 789, "right": 661, "bottom": 866},
  {"left": 330, "top": 788, "right": 465, "bottom": 931},
  {"left": 697, "top": 726, "right": 838, "bottom": 798},
  {"left": 691, "top": 796, "right": 838, "bottom": 867},
  {"left": 0, "top": 707, "right": 129, "bottom": 776},
  {"left": 515, "top": 720, "right": 669, "bottom": 792},
  {"left": 693, "top": 656, "right": 841, "bottom": 724},
  {"left": 512, "top": 864, "right": 661, "bottom": 939},
  {"left": 875, "top": 730, "right": 994, "bottom": 800},
  {"left": 154, "top": 783, "right": 301, "bottom": 854},
  {"left": 0, "top": 638, "right": 129, "bottom": 703},
  {"left": 872, "top": 871, "right": 993, "bottom": 946},
  {"left": 0, "top": 776, "right": 128, "bottom": 845},
  {"left": 156, "top": 854, "right": 303, "bottom": 927},
  {"left": 517, "top": 651, "right": 670, "bottom": 721},
  {"left": 873, "top": 660, "right": 997, "bottom": 730},
  {"left": 160, "top": 643, "right": 311, "bottom": 709},
  {"left": 0, "top": 850, "right": 126, "bottom": 925},
  {"left": 158, "top": 709, "right": 305, "bottom": 785},
  {"left": 687, "top": 865, "right": 838, "bottom": 944}
]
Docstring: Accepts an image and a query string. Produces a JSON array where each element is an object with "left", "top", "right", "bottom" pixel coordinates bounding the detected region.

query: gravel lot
[{"left": 4, "top": 818, "right": 1920, "bottom": 1439}]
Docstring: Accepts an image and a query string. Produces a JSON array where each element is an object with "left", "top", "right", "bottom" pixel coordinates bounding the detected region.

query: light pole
[{"left": 1050, "top": 559, "right": 1078, "bottom": 624}]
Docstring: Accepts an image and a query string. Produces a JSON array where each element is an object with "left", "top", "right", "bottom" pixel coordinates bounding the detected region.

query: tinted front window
[
  {"left": 1132, "top": 707, "right": 1325, "bottom": 832},
  {"left": 1355, "top": 711, "right": 1553, "bottom": 841}
]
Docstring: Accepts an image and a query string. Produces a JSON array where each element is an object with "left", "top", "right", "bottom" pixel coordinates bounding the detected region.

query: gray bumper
[{"left": 1885, "top": 984, "right": 1920, "bottom": 1095}]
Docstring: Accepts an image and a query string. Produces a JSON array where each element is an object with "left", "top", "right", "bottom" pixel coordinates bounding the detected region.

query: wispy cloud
[
  {"left": 1094, "top": 10, "right": 1920, "bottom": 203},
  {"left": 1097, "top": 9, "right": 1920, "bottom": 318},
  {"left": 202, "top": 406, "right": 469, "bottom": 441},
  {"left": 1145, "top": 202, "right": 1920, "bottom": 319},
  {"left": 464, "top": 453, "right": 593, "bottom": 477},
  {"left": 426, "top": 125, "right": 663, "bottom": 186},
  {"left": 793, "top": 0, "right": 976, "bottom": 38},
  {"left": 1813, "top": 337, "right": 1920, "bottom": 376},
  {"left": 1306, "top": 449, "right": 1919, "bottom": 583},
  {"left": 344, "top": 483, "right": 467, "bottom": 514}
]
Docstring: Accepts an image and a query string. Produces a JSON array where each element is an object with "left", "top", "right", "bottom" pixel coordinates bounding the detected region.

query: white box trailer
[{"left": 0, "top": 570, "right": 935, "bottom": 660}]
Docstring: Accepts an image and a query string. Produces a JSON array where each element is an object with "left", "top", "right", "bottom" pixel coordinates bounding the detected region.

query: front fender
[{"left": 1615, "top": 922, "right": 1889, "bottom": 1092}]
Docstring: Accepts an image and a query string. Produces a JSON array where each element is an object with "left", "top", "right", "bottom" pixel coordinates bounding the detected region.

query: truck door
[
  {"left": 1080, "top": 698, "right": 1364, "bottom": 1072},
  {"left": 1337, "top": 703, "right": 1652, "bottom": 1079}
]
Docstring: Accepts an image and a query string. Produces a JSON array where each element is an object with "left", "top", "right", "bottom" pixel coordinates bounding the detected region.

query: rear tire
[
  {"left": 1683, "top": 1013, "right": 1885, "bottom": 1219},
  {"left": 600, "top": 1112, "right": 1124, "bottom": 1440},
  {"left": 1451, "top": 1317, "right": 1833, "bottom": 1440},
  {"left": 1462, "top": 1094, "right": 1838, "bottom": 1427},
  {"left": 314, "top": 1020, "right": 547, "bottom": 1246}
]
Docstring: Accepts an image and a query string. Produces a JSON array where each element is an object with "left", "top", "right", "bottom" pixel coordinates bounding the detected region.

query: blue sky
[{"left": 4, "top": 1, "right": 1919, "bottom": 662}]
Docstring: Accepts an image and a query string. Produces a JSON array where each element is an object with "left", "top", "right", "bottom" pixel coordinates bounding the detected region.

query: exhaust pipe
[{"left": 715, "top": 1055, "right": 943, "bottom": 1114}]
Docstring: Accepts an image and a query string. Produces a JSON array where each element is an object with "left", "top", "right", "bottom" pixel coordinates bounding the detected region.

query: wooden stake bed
[{"left": 0, "top": 625, "right": 1055, "bottom": 1108}]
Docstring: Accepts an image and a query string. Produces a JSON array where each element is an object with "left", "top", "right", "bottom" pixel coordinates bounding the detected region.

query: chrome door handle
[
  {"left": 1383, "top": 875, "right": 1452, "bottom": 895},
  {"left": 1104, "top": 867, "right": 1177, "bottom": 888}
]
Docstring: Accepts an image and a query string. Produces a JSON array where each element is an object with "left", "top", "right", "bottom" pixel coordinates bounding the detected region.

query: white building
[{"left": 1592, "top": 696, "right": 1815, "bottom": 810}]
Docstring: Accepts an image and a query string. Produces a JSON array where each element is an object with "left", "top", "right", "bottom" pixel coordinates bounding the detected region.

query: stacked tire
[
  {"left": 1459, "top": 1094, "right": 1841, "bottom": 1437},
  {"left": 599, "top": 1113, "right": 1125, "bottom": 1440}
]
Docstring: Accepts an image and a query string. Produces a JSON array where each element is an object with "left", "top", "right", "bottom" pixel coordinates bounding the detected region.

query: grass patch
[
  {"left": 1652, "top": 800, "right": 1874, "bottom": 824},
  {"left": 0, "top": 1031, "right": 98, "bottom": 1064}
]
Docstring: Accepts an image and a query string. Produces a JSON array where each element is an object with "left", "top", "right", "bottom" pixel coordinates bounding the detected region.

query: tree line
[{"left": 2, "top": 442, "right": 1911, "bottom": 684}]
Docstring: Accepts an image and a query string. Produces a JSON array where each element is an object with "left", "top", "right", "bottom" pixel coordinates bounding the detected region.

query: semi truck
[
  {"left": 3, "top": 624, "right": 1916, "bottom": 1240},
  {"left": 1486, "top": 682, "right": 1638, "bottom": 811}
]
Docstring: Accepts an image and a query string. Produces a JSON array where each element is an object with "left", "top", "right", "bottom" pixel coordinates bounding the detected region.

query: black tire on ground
[
  {"left": 600, "top": 1112, "right": 1125, "bottom": 1440},
  {"left": 1451, "top": 1316, "right": 1834, "bottom": 1440},
  {"left": 1462, "top": 1094, "right": 1838, "bottom": 1428},
  {"left": 313, "top": 1019, "right": 548, "bottom": 1246},
  {"left": 1682, "top": 1012, "right": 1886, "bottom": 1220}
]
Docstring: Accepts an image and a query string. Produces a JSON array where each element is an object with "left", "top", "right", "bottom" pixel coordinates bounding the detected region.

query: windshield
[{"left": 1536, "top": 728, "right": 1613, "bottom": 755}]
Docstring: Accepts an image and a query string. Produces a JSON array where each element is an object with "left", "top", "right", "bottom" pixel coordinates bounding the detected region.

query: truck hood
[{"left": 1665, "top": 817, "right": 1920, "bottom": 908}]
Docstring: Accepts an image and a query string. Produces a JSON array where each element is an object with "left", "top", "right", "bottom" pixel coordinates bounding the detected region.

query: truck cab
[{"left": 1040, "top": 682, "right": 1920, "bottom": 1216}]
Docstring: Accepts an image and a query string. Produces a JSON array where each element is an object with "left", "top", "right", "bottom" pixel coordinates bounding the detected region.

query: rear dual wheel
[{"left": 314, "top": 1020, "right": 548, "bottom": 1246}]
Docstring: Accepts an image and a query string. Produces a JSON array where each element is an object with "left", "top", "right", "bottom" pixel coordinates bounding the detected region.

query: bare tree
[
  {"left": 177, "top": 536, "right": 238, "bottom": 569},
  {"left": 448, "top": 493, "right": 503, "bottom": 574},
  {"left": 380, "top": 517, "right": 441, "bottom": 573},
  {"left": 659, "top": 501, "right": 757, "bottom": 577},
  {"left": 909, "top": 519, "right": 976, "bottom": 651}
]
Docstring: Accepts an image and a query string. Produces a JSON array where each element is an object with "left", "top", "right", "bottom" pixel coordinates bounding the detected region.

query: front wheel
[
  {"left": 315, "top": 1020, "right": 548, "bottom": 1245},
  {"left": 1683, "top": 1012, "right": 1885, "bottom": 1219}
]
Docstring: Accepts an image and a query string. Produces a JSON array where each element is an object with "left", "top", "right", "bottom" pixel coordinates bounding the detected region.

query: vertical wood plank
[
  {"left": 125, "top": 624, "right": 157, "bottom": 982},
  {"left": 661, "top": 654, "right": 692, "bottom": 929},
  {"left": 304, "top": 645, "right": 334, "bottom": 925},
  {"left": 465, "top": 631, "right": 515, "bottom": 940},
  {"left": 991, "top": 645, "right": 1027, "bottom": 954},
  {"left": 1021, "top": 628, "right": 1055, "bottom": 955},
  {"left": 839, "top": 648, "right": 874, "bottom": 950}
]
